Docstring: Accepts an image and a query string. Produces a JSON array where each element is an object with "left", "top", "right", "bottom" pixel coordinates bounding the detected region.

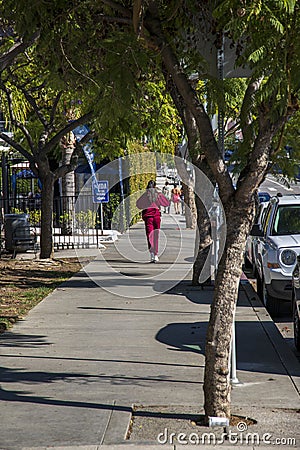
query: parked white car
[
  {"left": 292, "top": 255, "right": 300, "bottom": 350},
  {"left": 245, "top": 201, "right": 269, "bottom": 273},
  {"left": 250, "top": 194, "right": 300, "bottom": 316}
]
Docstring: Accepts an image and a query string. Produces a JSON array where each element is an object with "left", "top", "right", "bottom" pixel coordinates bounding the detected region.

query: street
[
  {"left": 245, "top": 271, "right": 300, "bottom": 363},
  {"left": 260, "top": 173, "right": 300, "bottom": 196}
]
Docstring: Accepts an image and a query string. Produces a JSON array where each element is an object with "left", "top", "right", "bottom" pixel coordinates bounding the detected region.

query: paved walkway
[{"left": 0, "top": 214, "right": 300, "bottom": 449}]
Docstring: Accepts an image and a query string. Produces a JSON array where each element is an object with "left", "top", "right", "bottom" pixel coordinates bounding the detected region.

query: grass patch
[{"left": 0, "top": 258, "right": 85, "bottom": 333}]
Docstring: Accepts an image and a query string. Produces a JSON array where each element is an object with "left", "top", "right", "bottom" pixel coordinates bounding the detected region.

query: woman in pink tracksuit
[{"left": 136, "top": 180, "right": 170, "bottom": 263}]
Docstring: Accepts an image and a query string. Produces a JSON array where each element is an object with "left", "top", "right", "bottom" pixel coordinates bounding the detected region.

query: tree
[
  {"left": 0, "top": 52, "right": 93, "bottom": 258},
  {"left": 141, "top": 1, "right": 299, "bottom": 420},
  {"left": 3, "top": 0, "right": 300, "bottom": 421},
  {"left": 0, "top": 10, "right": 181, "bottom": 257}
]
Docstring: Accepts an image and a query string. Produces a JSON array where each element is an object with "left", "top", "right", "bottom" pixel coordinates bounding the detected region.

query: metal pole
[
  {"left": 230, "top": 319, "right": 240, "bottom": 384},
  {"left": 217, "top": 34, "right": 225, "bottom": 158},
  {"left": 1, "top": 151, "right": 9, "bottom": 214},
  {"left": 118, "top": 157, "right": 125, "bottom": 232},
  {"left": 211, "top": 211, "right": 217, "bottom": 281},
  {"left": 100, "top": 202, "right": 104, "bottom": 236}
]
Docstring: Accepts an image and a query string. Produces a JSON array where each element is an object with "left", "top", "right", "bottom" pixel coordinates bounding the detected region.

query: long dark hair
[
  {"left": 147, "top": 180, "right": 156, "bottom": 189},
  {"left": 146, "top": 179, "right": 158, "bottom": 204}
]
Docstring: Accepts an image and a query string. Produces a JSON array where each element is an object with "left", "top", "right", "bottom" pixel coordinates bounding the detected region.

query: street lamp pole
[
  {"left": 217, "top": 34, "right": 225, "bottom": 157},
  {"left": 217, "top": 36, "right": 240, "bottom": 385}
]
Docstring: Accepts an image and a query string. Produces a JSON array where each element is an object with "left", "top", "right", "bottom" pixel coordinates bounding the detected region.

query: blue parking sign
[{"left": 93, "top": 180, "right": 109, "bottom": 203}]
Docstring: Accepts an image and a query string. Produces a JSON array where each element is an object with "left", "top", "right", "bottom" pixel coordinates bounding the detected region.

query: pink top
[{"left": 136, "top": 190, "right": 170, "bottom": 219}]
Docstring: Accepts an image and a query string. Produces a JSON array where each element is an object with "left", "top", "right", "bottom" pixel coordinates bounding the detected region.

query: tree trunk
[
  {"left": 40, "top": 171, "right": 55, "bottom": 259},
  {"left": 203, "top": 198, "right": 255, "bottom": 420},
  {"left": 174, "top": 152, "right": 196, "bottom": 229},
  {"left": 143, "top": 3, "right": 285, "bottom": 421},
  {"left": 60, "top": 133, "right": 76, "bottom": 235},
  {"left": 192, "top": 195, "right": 212, "bottom": 286},
  {"left": 183, "top": 182, "right": 196, "bottom": 229},
  {"left": 192, "top": 156, "right": 215, "bottom": 285},
  {"left": 164, "top": 67, "right": 198, "bottom": 230}
]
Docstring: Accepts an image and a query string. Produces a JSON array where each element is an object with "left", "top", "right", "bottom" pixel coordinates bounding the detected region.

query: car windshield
[{"left": 272, "top": 205, "right": 300, "bottom": 235}]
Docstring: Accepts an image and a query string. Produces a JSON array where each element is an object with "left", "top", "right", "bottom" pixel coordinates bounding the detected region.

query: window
[
  {"left": 272, "top": 205, "right": 300, "bottom": 235},
  {"left": 262, "top": 204, "right": 273, "bottom": 235}
]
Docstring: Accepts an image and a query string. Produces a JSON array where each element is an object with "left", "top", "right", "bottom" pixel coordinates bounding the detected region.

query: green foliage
[
  {"left": 102, "top": 193, "right": 122, "bottom": 229},
  {"left": 1, "top": 0, "right": 299, "bottom": 189},
  {"left": 28, "top": 209, "right": 41, "bottom": 226},
  {"left": 203, "top": 78, "right": 247, "bottom": 120},
  {"left": 0, "top": 44, "right": 90, "bottom": 159},
  {"left": 270, "top": 110, "right": 300, "bottom": 179},
  {"left": 134, "top": 79, "right": 181, "bottom": 153},
  {"left": 75, "top": 210, "right": 98, "bottom": 233},
  {"left": 11, "top": 207, "right": 41, "bottom": 226},
  {"left": 0, "top": 0, "right": 180, "bottom": 161},
  {"left": 10, "top": 207, "right": 24, "bottom": 215}
]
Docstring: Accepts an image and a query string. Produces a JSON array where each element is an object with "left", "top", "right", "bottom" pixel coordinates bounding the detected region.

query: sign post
[{"left": 92, "top": 180, "right": 109, "bottom": 235}]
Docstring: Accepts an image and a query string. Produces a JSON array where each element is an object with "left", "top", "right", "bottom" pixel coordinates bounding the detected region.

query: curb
[{"left": 241, "top": 280, "right": 300, "bottom": 392}]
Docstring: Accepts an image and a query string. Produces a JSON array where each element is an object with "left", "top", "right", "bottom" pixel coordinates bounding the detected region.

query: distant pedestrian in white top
[{"left": 162, "top": 181, "right": 172, "bottom": 213}]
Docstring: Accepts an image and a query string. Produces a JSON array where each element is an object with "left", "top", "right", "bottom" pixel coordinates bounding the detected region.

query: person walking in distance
[
  {"left": 162, "top": 181, "right": 172, "bottom": 213},
  {"left": 136, "top": 180, "right": 170, "bottom": 263},
  {"left": 171, "top": 185, "right": 181, "bottom": 214}
]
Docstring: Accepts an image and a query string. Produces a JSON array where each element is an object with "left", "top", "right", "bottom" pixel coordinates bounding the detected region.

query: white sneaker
[{"left": 154, "top": 255, "right": 159, "bottom": 263}]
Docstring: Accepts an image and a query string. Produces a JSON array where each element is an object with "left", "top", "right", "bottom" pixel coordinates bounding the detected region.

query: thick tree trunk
[
  {"left": 203, "top": 198, "right": 255, "bottom": 420},
  {"left": 40, "top": 171, "right": 55, "bottom": 259},
  {"left": 144, "top": 3, "right": 285, "bottom": 421}
]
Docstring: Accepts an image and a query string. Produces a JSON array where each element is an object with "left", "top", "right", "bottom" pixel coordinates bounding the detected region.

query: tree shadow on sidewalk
[
  {"left": 0, "top": 385, "right": 199, "bottom": 422},
  {"left": 155, "top": 319, "right": 300, "bottom": 377},
  {"left": 156, "top": 322, "right": 207, "bottom": 355},
  {"left": 0, "top": 332, "right": 50, "bottom": 348}
]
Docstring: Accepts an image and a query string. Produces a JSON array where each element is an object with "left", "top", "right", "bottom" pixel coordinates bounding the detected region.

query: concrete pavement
[{"left": 0, "top": 213, "right": 300, "bottom": 449}]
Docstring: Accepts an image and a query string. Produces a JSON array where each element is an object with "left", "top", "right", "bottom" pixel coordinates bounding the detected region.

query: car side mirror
[{"left": 250, "top": 224, "right": 264, "bottom": 237}]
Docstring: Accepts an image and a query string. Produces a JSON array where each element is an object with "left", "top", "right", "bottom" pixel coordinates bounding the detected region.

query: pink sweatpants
[{"left": 144, "top": 215, "right": 161, "bottom": 255}]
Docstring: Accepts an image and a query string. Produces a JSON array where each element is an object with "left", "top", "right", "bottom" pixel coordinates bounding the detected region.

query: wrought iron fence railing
[{"left": 0, "top": 193, "right": 123, "bottom": 253}]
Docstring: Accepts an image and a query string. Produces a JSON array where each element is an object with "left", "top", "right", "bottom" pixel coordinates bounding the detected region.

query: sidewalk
[{"left": 0, "top": 213, "right": 299, "bottom": 450}]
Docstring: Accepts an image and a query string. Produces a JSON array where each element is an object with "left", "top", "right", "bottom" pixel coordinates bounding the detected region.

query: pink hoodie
[{"left": 136, "top": 190, "right": 170, "bottom": 219}]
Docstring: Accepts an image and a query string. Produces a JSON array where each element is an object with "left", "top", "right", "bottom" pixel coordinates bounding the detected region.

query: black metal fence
[{"left": 0, "top": 193, "right": 123, "bottom": 253}]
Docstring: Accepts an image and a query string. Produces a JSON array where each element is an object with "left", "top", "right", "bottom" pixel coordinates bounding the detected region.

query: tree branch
[
  {"left": 0, "top": 80, "right": 36, "bottom": 154},
  {"left": 54, "top": 130, "right": 94, "bottom": 179},
  {"left": 50, "top": 91, "right": 63, "bottom": 127},
  {"left": 17, "top": 81, "right": 49, "bottom": 129},
  {"left": 240, "top": 77, "right": 263, "bottom": 146},
  {"left": 99, "top": 0, "right": 131, "bottom": 18},
  {"left": 60, "top": 39, "right": 101, "bottom": 89},
  {"left": 144, "top": 3, "right": 234, "bottom": 202},
  {"left": 235, "top": 114, "right": 286, "bottom": 203},
  {"left": 41, "top": 111, "right": 94, "bottom": 156},
  {"left": 235, "top": 80, "right": 287, "bottom": 202},
  {"left": 0, "top": 131, "right": 35, "bottom": 164},
  {"left": 0, "top": 31, "right": 40, "bottom": 72}
]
